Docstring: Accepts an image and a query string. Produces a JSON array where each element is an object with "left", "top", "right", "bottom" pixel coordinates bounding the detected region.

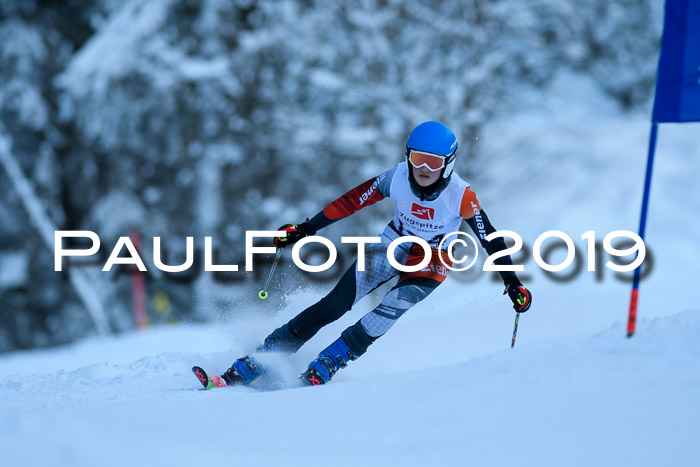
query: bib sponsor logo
[
  {"left": 411, "top": 203, "right": 434, "bottom": 220},
  {"left": 420, "top": 263, "right": 449, "bottom": 276}
]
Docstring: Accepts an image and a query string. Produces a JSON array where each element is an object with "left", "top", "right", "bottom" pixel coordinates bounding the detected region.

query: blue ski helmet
[{"left": 405, "top": 121, "right": 458, "bottom": 180}]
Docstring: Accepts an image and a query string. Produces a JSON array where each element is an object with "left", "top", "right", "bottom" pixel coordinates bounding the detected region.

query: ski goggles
[{"left": 408, "top": 150, "right": 447, "bottom": 172}]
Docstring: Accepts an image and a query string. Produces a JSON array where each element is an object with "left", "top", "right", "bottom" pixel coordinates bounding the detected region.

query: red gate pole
[{"left": 130, "top": 229, "right": 148, "bottom": 329}]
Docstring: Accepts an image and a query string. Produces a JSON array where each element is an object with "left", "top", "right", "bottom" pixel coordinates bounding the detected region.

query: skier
[{"left": 221, "top": 121, "right": 532, "bottom": 386}]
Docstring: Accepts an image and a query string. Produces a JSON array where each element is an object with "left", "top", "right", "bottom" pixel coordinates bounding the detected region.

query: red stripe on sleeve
[{"left": 322, "top": 177, "right": 385, "bottom": 220}]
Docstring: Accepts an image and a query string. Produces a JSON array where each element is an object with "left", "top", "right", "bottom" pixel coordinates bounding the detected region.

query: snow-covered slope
[{"left": 0, "top": 308, "right": 697, "bottom": 467}]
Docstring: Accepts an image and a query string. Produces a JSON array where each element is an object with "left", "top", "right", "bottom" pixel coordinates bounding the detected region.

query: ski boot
[
  {"left": 221, "top": 355, "right": 262, "bottom": 385},
  {"left": 301, "top": 336, "right": 357, "bottom": 386},
  {"left": 221, "top": 325, "right": 306, "bottom": 386}
]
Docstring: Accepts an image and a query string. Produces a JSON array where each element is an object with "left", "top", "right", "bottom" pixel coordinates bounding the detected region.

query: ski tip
[
  {"left": 192, "top": 366, "right": 210, "bottom": 389},
  {"left": 192, "top": 366, "right": 228, "bottom": 389}
]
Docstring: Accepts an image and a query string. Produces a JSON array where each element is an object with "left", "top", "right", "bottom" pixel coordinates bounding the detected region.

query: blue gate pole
[{"left": 627, "top": 122, "right": 659, "bottom": 337}]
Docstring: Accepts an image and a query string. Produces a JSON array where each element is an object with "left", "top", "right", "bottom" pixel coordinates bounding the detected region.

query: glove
[
  {"left": 273, "top": 221, "right": 316, "bottom": 248},
  {"left": 504, "top": 280, "right": 532, "bottom": 313}
]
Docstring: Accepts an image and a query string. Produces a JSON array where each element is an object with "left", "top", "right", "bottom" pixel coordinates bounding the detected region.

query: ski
[{"left": 192, "top": 366, "right": 228, "bottom": 390}]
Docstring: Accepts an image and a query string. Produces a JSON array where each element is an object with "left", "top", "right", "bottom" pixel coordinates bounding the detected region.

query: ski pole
[
  {"left": 258, "top": 247, "right": 282, "bottom": 300},
  {"left": 510, "top": 312, "right": 521, "bottom": 348}
]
